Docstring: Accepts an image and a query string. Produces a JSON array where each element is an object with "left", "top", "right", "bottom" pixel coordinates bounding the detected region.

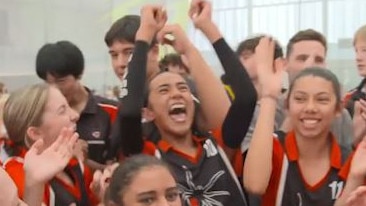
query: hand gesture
[
  {"left": 136, "top": 5, "right": 167, "bottom": 43},
  {"left": 90, "top": 163, "right": 119, "bottom": 201},
  {"left": 255, "top": 37, "right": 284, "bottom": 99},
  {"left": 189, "top": 0, "right": 212, "bottom": 31},
  {"left": 73, "top": 139, "right": 88, "bottom": 162},
  {"left": 157, "top": 24, "right": 195, "bottom": 55},
  {"left": 350, "top": 136, "right": 366, "bottom": 178},
  {"left": 353, "top": 100, "right": 366, "bottom": 145},
  {"left": 23, "top": 127, "right": 78, "bottom": 184},
  {"left": 346, "top": 186, "right": 366, "bottom": 206}
]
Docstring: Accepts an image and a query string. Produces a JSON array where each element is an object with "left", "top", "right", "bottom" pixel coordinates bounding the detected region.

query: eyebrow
[
  {"left": 293, "top": 91, "right": 330, "bottom": 95},
  {"left": 166, "top": 186, "right": 180, "bottom": 192},
  {"left": 108, "top": 47, "right": 134, "bottom": 54},
  {"left": 137, "top": 191, "right": 156, "bottom": 197}
]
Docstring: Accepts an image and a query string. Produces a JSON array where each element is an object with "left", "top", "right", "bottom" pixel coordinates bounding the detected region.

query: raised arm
[
  {"left": 188, "top": 0, "right": 257, "bottom": 159},
  {"left": 335, "top": 137, "right": 366, "bottom": 206},
  {"left": 170, "top": 0, "right": 230, "bottom": 131},
  {"left": 243, "top": 37, "right": 285, "bottom": 194},
  {"left": 119, "top": 5, "right": 167, "bottom": 156},
  {"left": 24, "top": 127, "right": 78, "bottom": 206}
]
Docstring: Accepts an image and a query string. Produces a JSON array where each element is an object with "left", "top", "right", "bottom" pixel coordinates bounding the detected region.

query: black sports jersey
[
  {"left": 77, "top": 88, "right": 118, "bottom": 163},
  {"left": 144, "top": 135, "right": 247, "bottom": 206},
  {"left": 260, "top": 131, "right": 351, "bottom": 206}
]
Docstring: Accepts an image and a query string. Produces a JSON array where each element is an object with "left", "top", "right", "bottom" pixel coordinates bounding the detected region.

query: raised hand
[
  {"left": 353, "top": 100, "right": 366, "bottom": 145},
  {"left": 136, "top": 5, "right": 167, "bottom": 43},
  {"left": 346, "top": 186, "right": 366, "bottom": 206},
  {"left": 73, "top": 139, "right": 88, "bottom": 162},
  {"left": 90, "top": 163, "right": 119, "bottom": 201},
  {"left": 189, "top": 0, "right": 212, "bottom": 30},
  {"left": 23, "top": 127, "right": 78, "bottom": 184},
  {"left": 255, "top": 37, "right": 284, "bottom": 99},
  {"left": 157, "top": 24, "right": 195, "bottom": 55},
  {"left": 350, "top": 136, "right": 366, "bottom": 178}
]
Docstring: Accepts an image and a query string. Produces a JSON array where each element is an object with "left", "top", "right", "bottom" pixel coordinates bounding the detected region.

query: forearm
[
  {"left": 199, "top": 22, "right": 222, "bottom": 44},
  {"left": 243, "top": 97, "right": 277, "bottom": 194},
  {"left": 185, "top": 46, "right": 231, "bottom": 130},
  {"left": 213, "top": 38, "right": 257, "bottom": 148},
  {"left": 24, "top": 176, "right": 45, "bottom": 206},
  {"left": 118, "top": 41, "right": 149, "bottom": 155},
  {"left": 335, "top": 174, "right": 364, "bottom": 206}
]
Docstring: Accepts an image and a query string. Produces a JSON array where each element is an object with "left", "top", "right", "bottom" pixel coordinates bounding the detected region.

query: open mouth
[{"left": 169, "top": 103, "right": 187, "bottom": 123}]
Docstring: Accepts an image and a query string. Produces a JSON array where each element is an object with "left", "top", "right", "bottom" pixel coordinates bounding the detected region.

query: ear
[
  {"left": 142, "top": 107, "right": 156, "bottom": 122},
  {"left": 26, "top": 126, "right": 42, "bottom": 144}
]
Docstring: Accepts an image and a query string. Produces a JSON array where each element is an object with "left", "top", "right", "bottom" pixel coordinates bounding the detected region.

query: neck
[
  {"left": 161, "top": 130, "right": 196, "bottom": 154},
  {"left": 295, "top": 131, "right": 331, "bottom": 160},
  {"left": 69, "top": 86, "right": 88, "bottom": 112}
]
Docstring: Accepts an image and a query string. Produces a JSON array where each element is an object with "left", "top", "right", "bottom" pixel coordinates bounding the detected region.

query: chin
[{"left": 166, "top": 125, "right": 192, "bottom": 137}]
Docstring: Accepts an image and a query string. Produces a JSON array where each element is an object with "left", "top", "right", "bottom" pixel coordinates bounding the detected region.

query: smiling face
[
  {"left": 146, "top": 72, "right": 194, "bottom": 138},
  {"left": 288, "top": 75, "right": 340, "bottom": 139},
  {"left": 29, "top": 87, "right": 79, "bottom": 148}
]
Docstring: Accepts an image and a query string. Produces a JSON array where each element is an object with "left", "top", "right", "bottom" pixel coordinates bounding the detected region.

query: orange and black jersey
[
  {"left": 77, "top": 88, "right": 118, "bottom": 163},
  {"left": 117, "top": 38, "right": 257, "bottom": 206},
  {"left": 3, "top": 157, "right": 98, "bottom": 206},
  {"left": 259, "top": 131, "right": 351, "bottom": 206},
  {"left": 142, "top": 132, "right": 247, "bottom": 206},
  {"left": 343, "top": 78, "right": 366, "bottom": 117}
]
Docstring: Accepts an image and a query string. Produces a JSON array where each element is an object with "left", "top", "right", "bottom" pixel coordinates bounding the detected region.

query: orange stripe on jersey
[
  {"left": 157, "top": 137, "right": 204, "bottom": 164},
  {"left": 343, "top": 90, "right": 356, "bottom": 106},
  {"left": 260, "top": 137, "right": 286, "bottom": 206},
  {"left": 98, "top": 103, "right": 118, "bottom": 123}
]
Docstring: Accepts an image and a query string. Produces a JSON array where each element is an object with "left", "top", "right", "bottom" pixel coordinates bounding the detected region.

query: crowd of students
[{"left": 1, "top": 0, "right": 366, "bottom": 205}]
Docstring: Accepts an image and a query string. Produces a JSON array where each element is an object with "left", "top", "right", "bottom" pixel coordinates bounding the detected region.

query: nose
[
  {"left": 304, "top": 98, "right": 317, "bottom": 113},
  {"left": 70, "top": 108, "right": 80, "bottom": 122},
  {"left": 115, "top": 54, "right": 129, "bottom": 70},
  {"left": 304, "top": 57, "right": 317, "bottom": 68},
  {"left": 158, "top": 198, "right": 171, "bottom": 206},
  {"left": 170, "top": 87, "right": 183, "bottom": 99},
  {"left": 356, "top": 51, "right": 363, "bottom": 62}
]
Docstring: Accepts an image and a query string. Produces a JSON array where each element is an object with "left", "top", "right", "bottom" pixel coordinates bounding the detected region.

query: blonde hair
[
  {"left": 354, "top": 25, "right": 366, "bottom": 45},
  {"left": 0, "top": 94, "right": 9, "bottom": 122},
  {"left": 3, "top": 84, "right": 50, "bottom": 147}
]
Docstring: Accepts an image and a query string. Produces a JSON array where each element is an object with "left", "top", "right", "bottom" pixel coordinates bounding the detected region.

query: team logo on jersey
[
  {"left": 178, "top": 169, "right": 230, "bottom": 206},
  {"left": 203, "top": 139, "right": 218, "bottom": 158},
  {"left": 92, "top": 131, "right": 101, "bottom": 138}
]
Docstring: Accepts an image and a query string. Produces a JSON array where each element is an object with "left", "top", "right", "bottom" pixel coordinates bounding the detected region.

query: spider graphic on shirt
[{"left": 178, "top": 169, "right": 230, "bottom": 206}]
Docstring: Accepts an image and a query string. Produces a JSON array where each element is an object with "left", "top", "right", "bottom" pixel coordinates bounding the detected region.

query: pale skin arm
[
  {"left": 335, "top": 136, "right": 366, "bottom": 206},
  {"left": 243, "top": 37, "right": 285, "bottom": 194},
  {"left": 23, "top": 127, "right": 78, "bottom": 206}
]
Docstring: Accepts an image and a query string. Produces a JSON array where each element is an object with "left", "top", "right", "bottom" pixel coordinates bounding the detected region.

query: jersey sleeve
[
  {"left": 118, "top": 41, "right": 150, "bottom": 156},
  {"left": 4, "top": 158, "right": 50, "bottom": 205},
  {"left": 212, "top": 38, "right": 257, "bottom": 149}
]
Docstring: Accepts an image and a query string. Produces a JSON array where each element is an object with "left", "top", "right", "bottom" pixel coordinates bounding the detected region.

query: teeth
[
  {"left": 302, "top": 119, "right": 318, "bottom": 124},
  {"left": 170, "top": 103, "right": 185, "bottom": 110}
]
